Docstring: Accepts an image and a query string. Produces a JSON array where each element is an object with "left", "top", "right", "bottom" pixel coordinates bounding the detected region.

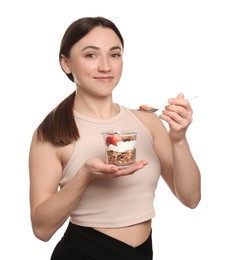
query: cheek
[
  {"left": 116, "top": 62, "right": 123, "bottom": 77},
  {"left": 71, "top": 62, "right": 85, "bottom": 76},
  {"left": 71, "top": 63, "right": 92, "bottom": 84},
  {"left": 73, "top": 60, "right": 96, "bottom": 74},
  {"left": 117, "top": 59, "right": 123, "bottom": 71}
]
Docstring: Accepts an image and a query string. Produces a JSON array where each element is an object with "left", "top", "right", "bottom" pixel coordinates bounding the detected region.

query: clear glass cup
[{"left": 102, "top": 130, "right": 138, "bottom": 168}]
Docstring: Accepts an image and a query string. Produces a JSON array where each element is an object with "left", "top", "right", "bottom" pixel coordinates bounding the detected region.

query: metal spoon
[
  {"left": 137, "top": 96, "right": 198, "bottom": 113},
  {"left": 137, "top": 107, "right": 159, "bottom": 113}
]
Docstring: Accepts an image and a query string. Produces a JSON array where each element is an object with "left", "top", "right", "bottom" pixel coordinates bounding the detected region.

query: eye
[
  {"left": 111, "top": 53, "right": 122, "bottom": 58},
  {"left": 85, "top": 53, "right": 96, "bottom": 58}
]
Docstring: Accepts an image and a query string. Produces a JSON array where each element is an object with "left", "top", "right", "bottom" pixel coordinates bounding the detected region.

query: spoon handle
[{"left": 188, "top": 95, "right": 198, "bottom": 101}]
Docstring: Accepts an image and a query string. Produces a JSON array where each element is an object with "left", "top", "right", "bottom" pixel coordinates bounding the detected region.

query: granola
[{"left": 107, "top": 149, "right": 136, "bottom": 166}]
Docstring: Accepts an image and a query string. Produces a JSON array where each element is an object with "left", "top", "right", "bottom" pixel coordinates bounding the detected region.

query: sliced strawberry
[
  {"left": 106, "top": 135, "right": 123, "bottom": 146},
  {"left": 106, "top": 136, "right": 115, "bottom": 146},
  {"left": 139, "top": 104, "right": 149, "bottom": 110}
]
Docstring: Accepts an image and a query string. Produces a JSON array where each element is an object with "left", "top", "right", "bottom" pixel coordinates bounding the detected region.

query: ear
[{"left": 60, "top": 55, "right": 72, "bottom": 74}]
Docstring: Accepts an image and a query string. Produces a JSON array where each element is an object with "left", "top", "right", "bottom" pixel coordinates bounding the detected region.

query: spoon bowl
[{"left": 137, "top": 107, "right": 159, "bottom": 113}]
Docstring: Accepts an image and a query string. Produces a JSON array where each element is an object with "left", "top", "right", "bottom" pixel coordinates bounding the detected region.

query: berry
[
  {"left": 105, "top": 135, "right": 123, "bottom": 146},
  {"left": 139, "top": 104, "right": 149, "bottom": 110}
]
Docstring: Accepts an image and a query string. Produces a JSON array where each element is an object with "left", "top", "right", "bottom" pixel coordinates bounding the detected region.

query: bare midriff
[{"left": 94, "top": 219, "right": 152, "bottom": 247}]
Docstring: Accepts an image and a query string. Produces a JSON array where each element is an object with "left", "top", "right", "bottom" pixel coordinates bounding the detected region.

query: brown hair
[{"left": 37, "top": 17, "right": 124, "bottom": 146}]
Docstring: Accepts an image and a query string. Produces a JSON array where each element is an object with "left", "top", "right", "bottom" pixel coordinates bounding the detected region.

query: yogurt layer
[{"left": 107, "top": 140, "right": 136, "bottom": 152}]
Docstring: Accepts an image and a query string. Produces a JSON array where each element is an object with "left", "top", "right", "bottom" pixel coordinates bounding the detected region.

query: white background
[{"left": 1, "top": 0, "right": 224, "bottom": 259}]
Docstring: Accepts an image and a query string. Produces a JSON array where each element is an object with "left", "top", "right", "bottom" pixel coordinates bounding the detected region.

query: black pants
[{"left": 50, "top": 222, "right": 153, "bottom": 259}]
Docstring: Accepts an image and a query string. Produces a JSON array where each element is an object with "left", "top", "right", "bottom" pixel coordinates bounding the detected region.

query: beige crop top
[{"left": 60, "top": 105, "right": 161, "bottom": 228}]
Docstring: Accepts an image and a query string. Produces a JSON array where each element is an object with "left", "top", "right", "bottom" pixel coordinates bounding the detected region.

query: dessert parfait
[{"left": 102, "top": 131, "right": 138, "bottom": 168}]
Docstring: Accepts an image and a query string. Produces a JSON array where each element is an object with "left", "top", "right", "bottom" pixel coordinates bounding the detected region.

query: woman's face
[{"left": 61, "top": 26, "right": 123, "bottom": 97}]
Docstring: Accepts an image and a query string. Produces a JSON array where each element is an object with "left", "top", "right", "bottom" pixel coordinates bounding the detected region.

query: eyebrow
[{"left": 81, "top": 45, "right": 122, "bottom": 52}]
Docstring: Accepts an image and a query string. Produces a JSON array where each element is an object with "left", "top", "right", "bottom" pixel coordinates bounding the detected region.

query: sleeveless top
[{"left": 60, "top": 105, "right": 161, "bottom": 228}]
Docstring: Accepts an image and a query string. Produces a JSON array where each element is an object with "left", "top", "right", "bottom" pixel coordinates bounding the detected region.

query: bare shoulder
[
  {"left": 130, "top": 109, "right": 159, "bottom": 122},
  {"left": 29, "top": 129, "right": 75, "bottom": 171},
  {"left": 129, "top": 109, "right": 166, "bottom": 138}
]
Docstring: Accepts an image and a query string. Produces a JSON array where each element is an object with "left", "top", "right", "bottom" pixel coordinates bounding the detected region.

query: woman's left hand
[{"left": 159, "top": 93, "right": 193, "bottom": 142}]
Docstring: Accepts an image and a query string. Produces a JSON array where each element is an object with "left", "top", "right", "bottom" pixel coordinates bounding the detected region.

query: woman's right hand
[{"left": 80, "top": 158, "right": 149, "bottom": 181}]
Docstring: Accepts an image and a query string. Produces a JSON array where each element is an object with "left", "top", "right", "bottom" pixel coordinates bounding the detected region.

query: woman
[{"left": 29, "top": 16, "right": 201, "bottom": 259}]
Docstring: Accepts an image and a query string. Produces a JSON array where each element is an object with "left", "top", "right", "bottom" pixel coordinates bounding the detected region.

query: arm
[
  {"left": 153, "top": 93, "right": 201, "bottom": 208},
  {"left": 29, "top": 130, "right": 91, "bottom": 241},
  {"left": 29, "top": 130, "right": 148, "bottom": 241}
]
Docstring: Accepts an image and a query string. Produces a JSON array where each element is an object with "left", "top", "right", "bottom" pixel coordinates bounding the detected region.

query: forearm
[
  {"left": 172, "top": 137, "right": 201, "bottom": 208},
  {"left": 31, "top": 170, "right": 91, "bottom": 241}
]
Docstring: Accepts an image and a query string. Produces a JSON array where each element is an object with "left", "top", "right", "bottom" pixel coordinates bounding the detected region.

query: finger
[
  {"left": 103, "top": 164, "right": 119, "bottom": 173},
  {"left": 162, "top": 106, "right": 186, "bottom": 120},
  {"left": 168, "top": 98, "right": 188, "bottom": 107},
  {"left": 167, "top": 93, "right": 184, "bottom": 105},
  {"left": 166, "top": 98, "right": 193, "bottom": 117},
  {"left": 177, "top": 93, "right": 184, "bottom": 99},
  {"left": 113, "top": 160, "right": 149, "bottom": 177},
  {"left": 160, "top": 110, "right": 192, "bottom": 127}
]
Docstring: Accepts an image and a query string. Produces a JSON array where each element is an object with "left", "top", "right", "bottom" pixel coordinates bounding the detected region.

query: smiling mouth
[
  {"left": 94, "top": 76, "right": 114, "bottom": 80},
  {"left": 93, "top": 77, "right": 114, "bottom": 82}
]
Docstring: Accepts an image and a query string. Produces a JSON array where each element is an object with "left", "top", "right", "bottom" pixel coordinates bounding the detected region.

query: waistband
[{"left": 63, "top": 222, "right": 152, "bottom": 259}]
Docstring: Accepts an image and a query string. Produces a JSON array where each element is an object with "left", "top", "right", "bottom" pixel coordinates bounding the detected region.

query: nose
[{"left": 98, "top": 56, "right": 111, "bottom": 72}]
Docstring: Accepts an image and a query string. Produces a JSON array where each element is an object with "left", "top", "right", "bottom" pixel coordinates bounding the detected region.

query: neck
[{"left": 73, "top": 94, "right": 119, "bottom": 119}]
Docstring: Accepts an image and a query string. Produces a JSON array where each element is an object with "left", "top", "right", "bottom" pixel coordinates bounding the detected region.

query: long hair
[{"left": 37, "top": 17, "right": 124, "bottom": 146}]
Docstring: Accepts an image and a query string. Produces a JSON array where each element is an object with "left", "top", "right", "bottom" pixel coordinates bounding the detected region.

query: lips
[{"left": 94, "top": 76, "right": 114, "bottom": 80}]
